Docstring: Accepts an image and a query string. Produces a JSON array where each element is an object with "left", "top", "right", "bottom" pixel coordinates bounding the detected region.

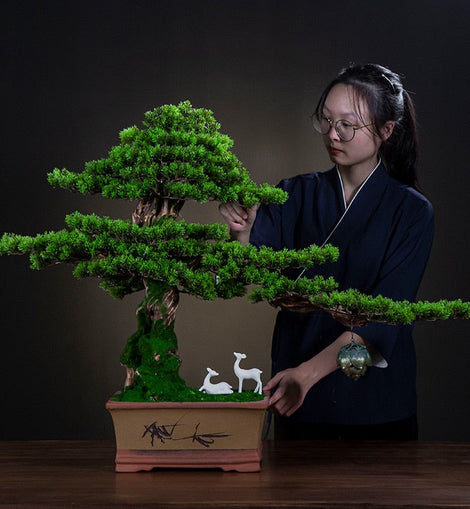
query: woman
[{"left": 219, "top": 63, "right": 434, "bottom": 440}]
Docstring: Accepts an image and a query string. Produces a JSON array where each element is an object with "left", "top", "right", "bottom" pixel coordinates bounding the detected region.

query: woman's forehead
[{"left": 324, "top": 83, "right": 368, "bottom": 119}]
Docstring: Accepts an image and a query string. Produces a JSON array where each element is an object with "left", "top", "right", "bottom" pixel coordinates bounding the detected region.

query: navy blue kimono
[{"left": 250, "top": 164, "right": 434, "bottom": 425}]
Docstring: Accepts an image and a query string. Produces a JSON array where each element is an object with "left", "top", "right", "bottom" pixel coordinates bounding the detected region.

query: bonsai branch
[{"left": 270, "top": 293, "right": 366, "bottom": 327}]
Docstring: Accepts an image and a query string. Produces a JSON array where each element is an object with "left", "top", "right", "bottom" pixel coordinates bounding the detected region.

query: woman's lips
[{"left": 329, "top": 146, "right": 342, "bottom": 156}]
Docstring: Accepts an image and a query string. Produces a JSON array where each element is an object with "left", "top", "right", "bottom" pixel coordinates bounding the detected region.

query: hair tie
[{"left": 381, "top": 73, "right": 397, "bottom": 95}]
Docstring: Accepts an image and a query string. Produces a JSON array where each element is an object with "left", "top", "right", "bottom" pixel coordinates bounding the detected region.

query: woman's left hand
[
  {"left": 263, "top": 364, "right": 315, "bottom": 417},
  {"left": 264, "top": 330, "right": 364, "bottom": 417}
]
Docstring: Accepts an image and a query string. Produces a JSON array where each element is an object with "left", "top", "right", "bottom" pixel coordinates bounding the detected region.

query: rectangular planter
[{"left": 106, "top": 397, "right": 269, "bottom": 472}]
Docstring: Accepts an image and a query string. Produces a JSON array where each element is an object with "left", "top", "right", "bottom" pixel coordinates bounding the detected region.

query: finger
[
  {"left": 227, "top": 203, "right": 249, "bottom": 220},
  {"left": 219, "top": 202, "right": 242, "bottom": 218},
  {"left": 267, "top": 385, "right": 285, "bottom": 407},
  {"left": 219, "top": 204, "right": 243, "bottom": 224},
  {"left": 263, "top": 372, "right": 282, "bottom": 392},
  {"left": 275, "top": 396, "right": 301, "bottom": 418},
  {"left": 234, "top": 203, "right": 249, "bottom": 219},
  {"left": 268, "top": 390, "right": 283, "bottom": 408},
  {"left": 284, "top": 402, "right": 301, "bottom": 418},
  {"left": 273, "top": 398, "right": 293, "bottom": 418},
  {"left": 245, "top": 203, "right": 260, "bottom": 222}
]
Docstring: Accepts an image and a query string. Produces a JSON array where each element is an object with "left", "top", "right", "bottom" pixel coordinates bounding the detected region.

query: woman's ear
[{"left": 380, "top": 120, "right": 395, "bottom": 141}]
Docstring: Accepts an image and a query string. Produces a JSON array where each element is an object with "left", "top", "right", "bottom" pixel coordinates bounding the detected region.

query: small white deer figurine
[
  {"left": 233, "top": 352, "right": 263, "bottom": 394},
  {"left": 199, "top": 367, "right": 233, "bottom": 395}
]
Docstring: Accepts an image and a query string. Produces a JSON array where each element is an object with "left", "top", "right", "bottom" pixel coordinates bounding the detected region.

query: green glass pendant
[{"left": 337, "top": 340, "right": 372, "bottom": 380}]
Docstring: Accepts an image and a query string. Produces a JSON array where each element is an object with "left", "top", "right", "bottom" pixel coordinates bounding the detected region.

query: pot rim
[{"left": 106, "top": 395, "right": 269, "bottom": 410}]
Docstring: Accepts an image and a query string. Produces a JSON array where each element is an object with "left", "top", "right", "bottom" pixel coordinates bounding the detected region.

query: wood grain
[{"left": 1, "top": 440, "right": 469, "bottom": 508}]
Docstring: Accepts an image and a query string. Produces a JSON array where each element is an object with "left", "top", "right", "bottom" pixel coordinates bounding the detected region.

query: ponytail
[{"left": 380, "top": 89, "right": 420, "bottom": 190}]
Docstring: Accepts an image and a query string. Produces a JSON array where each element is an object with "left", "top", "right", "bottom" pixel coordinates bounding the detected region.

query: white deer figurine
[
  {"left": 199, "top": 367, "right": 233, "bottom": 395},
  {"left": 233, "top": 352, "right": 263, "bottom": 394}
]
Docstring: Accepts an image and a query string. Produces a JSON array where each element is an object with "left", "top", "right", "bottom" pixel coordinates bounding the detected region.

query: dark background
[{"left": 1, "top": 0, "right": 469, "bottom": 440}]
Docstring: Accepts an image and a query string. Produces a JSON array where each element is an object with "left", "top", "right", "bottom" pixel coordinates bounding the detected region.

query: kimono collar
[
  {"left": 336, "top": 158, "right": 382, "bottom": 212},
  {"left": 321, "top": 160, "right": 388, "bottom": 249}
]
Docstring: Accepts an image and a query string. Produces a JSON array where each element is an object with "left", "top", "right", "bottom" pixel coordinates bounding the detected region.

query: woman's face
[{"left": 321, "top": 83, "right": 383, "bottom": 175}]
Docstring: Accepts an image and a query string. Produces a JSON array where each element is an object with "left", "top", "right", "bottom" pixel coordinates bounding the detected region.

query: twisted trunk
[
  {"left": 132, "top": 196, "right": 184, "bottom": 325},
  {"left": 123, "top": 196, "right": 184, "bottom": 389},
  {"left": 132, "top": 196, "right": 184, "bottom": 226}
]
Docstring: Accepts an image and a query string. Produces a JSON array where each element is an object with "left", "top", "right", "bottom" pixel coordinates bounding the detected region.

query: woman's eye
[{"left": 339, "top": 121, "right": 353, "bottom": 128}]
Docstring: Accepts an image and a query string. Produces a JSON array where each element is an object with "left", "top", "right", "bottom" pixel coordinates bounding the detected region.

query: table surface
[{"left": 1, "top": 440, "right": 470, "bottom": 508}]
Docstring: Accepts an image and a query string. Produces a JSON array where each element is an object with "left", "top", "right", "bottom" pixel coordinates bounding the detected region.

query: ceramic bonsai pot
[{"left": 106, "top": 397, "right": 269, "bottom": 472}]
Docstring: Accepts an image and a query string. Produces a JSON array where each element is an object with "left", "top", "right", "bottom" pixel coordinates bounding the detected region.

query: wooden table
[{"left": 1, "top": 440, "right": 469, "bottom": 508}]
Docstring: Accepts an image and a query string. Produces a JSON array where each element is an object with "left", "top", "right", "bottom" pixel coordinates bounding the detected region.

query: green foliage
[
  {"left": 306, "top": 289, "right": 470, "bottom": 325},
  {"left": 411, "top": 299, "right": 470, "bottom": 321},
  {"left": 47, "top": 101, "right": 287, "bottom": 207},
  {"left": 65, "top": 211, "right": 229, "bottom": 241},
  {"left": 3, "top": 100, "right": 470, "bottom": 403},
  {"left": 0, "top": 213, "right": 341, "bottom": 303},
  {"left": 3, "top": 212, "right": 470, "bottom": 327},
  {"left": 310, "top": 289, "right": 416, "bottom": 324}
]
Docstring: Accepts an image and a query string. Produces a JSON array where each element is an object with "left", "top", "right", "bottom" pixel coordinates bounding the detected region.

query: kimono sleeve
[
  {"left": 352, "top": 197, "right": 434, "bottom": 361},
  {"left": 249, "top": 201, "right": 282, "bottom": 250},
  {"left": 249, "top": 178, "right": 300, "bottom": 250}
]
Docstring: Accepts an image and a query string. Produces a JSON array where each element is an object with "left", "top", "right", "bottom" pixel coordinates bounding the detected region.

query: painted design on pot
[{"left": 143, "top": 418, "right": 231, "bottom": 448}]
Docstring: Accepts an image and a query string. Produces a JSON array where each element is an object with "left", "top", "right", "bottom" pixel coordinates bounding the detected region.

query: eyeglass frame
[{"left": 312, "top": 114, "right": 374, "bottom": 142}]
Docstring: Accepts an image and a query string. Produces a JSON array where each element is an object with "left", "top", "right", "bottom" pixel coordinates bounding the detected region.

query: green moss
[
  {"left": 113, "top": 281, "right": 267, "bottom": 403},
  {"left": 113, "top": 387, "right": 265, "bottom": 403}
]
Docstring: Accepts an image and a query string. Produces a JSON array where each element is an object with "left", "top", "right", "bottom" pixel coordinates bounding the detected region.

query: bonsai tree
[{"left": 1, "top": 101, "right": 469, "bottom": 399}]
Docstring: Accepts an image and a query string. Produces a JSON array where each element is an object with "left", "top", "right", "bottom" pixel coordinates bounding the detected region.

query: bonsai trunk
[
  {"left": 131, "top": 196, "right": 184, "bottom": 226},
  {"left": 120, "top": 196, "right": 185, "bottom": 398}
]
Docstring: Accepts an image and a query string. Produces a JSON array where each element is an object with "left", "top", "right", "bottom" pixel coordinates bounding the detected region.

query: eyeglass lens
[{"left": 313, "top": 116, "right": 355, "bottom": 141}]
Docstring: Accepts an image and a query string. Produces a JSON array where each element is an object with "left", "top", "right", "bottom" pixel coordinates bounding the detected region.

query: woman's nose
[{"left": 326, "top": 124, "right": 340, "bottom": 142}]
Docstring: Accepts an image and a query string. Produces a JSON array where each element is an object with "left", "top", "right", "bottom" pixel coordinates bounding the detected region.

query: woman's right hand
[{"left": 218, "top": 203, "right": 259, "bottom": 244}]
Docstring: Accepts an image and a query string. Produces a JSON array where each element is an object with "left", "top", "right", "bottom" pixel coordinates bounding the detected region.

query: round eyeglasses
[{"left": 312, "top": 115, "right": 373, "bottom": 142}]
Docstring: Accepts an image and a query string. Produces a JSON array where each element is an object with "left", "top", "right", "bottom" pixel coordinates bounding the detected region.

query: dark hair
[{"left": 314, "top": 63, "right": 419, "bottom": 190}]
